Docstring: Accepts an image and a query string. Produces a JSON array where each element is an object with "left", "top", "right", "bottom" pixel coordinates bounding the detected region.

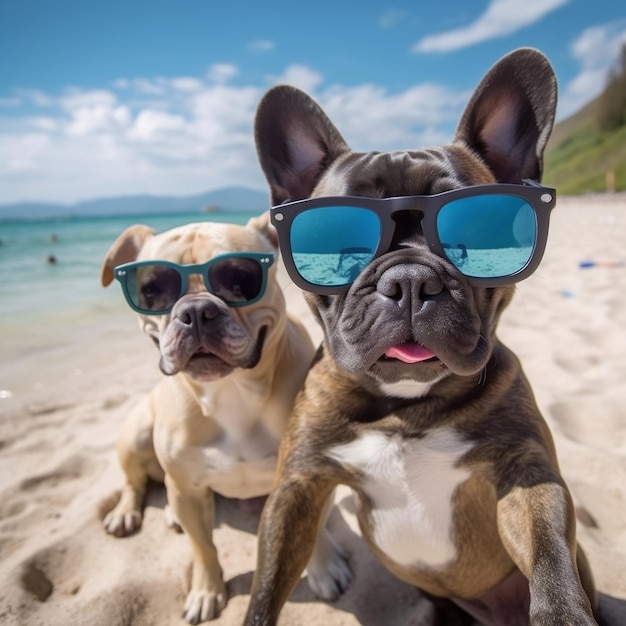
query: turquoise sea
[{"left": 0, "top": 211, "right": 260, "bottom": 351}]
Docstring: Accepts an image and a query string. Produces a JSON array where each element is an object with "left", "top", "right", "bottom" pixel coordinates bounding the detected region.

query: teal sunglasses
[
  {"left": 114, "top": 252, "right": 275, "bottom": 315},
  {"left": 270, "top": 180, "right": 556, "bottom": 294}
]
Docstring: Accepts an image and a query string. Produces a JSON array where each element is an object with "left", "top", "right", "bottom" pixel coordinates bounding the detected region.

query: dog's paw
[
  {"left": 306, "top": 531, "right": 353, "bottom": 601},
  {"left": 183, "top": 586, "right": 227, "bottom": 624},
  {"left": 103, "top": 508, "right": 142, "bottom": 537},
  {"left": 164, "top": 504, "right": 183, "bottom": 533}
]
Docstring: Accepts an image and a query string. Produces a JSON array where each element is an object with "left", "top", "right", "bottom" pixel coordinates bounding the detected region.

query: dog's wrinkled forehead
[
  {"left": 311, "top": 146, "right": 498, "bottom": 249},
  {"left": 314, "top": 146, "right": 496, "bottom": 199},
  {"left": 137, "top": 222, "right": 273, "bottom": 264}
]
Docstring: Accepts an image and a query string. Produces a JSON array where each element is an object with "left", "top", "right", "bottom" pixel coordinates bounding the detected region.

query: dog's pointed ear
[
  {"left": 254, "top": 86, "right": 350, "bottom": 204},
  {"left": 246, "top": 211, "right": 278, "bottom": 250},
  {"left": 101, "top": 224, "right": 154, "bottom": 287},
  {"left": 454, "top": 48, "right": 557, "bottom": 183}
]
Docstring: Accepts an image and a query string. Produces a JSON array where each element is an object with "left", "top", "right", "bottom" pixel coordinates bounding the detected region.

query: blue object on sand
[{"left": 579, "top": 260, "right": 625, "bottom": 269}]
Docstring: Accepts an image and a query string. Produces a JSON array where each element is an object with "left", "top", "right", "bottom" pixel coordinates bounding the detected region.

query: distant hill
[
  {"left": 0, "top": 186, "right": 269, "bottom": 220},
  {"left": 544, "top": 94, "right": 626, "bottom": 195}
]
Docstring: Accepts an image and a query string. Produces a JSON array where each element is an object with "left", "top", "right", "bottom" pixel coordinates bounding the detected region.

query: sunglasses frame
[
  {"left": 114, "top": 251, "right": 275, "bottom": 315},
  {"left": 270, "top": 179, "right": 556, "bottom": 294}
]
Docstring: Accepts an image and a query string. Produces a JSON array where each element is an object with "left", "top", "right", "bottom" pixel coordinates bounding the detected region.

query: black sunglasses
[
  {"left": 270, "top": 180, "right": 556, "bottom": 294},
  {"left": 114, "top": 252, "right": 275, "bottom": 315}
]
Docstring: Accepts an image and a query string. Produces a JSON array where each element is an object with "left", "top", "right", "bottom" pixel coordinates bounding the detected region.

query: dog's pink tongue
[{"left": 385, "top": 343, "right": 436, "bottom": 363}]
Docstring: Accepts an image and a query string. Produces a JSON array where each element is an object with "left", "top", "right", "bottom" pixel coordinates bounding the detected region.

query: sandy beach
[{"left": 1, "top": 195, "right": 626, "bottom": 625}]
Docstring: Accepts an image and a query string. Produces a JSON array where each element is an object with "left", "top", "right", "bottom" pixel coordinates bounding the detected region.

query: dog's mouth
[
  {"left": 184, "top": 325, "right": 269, "bottom": 375},
  {"left": 368, "top": 341, "right": 446, "bottom": 388},
  {"left": 189, "top": 346, "right": 225, "bottom": 363},
  {"left": 381, "top": 342, "right": 439, "bottom": 364},
  {"left": 180, "top": 347, "right": 232, "bottom": 382}
]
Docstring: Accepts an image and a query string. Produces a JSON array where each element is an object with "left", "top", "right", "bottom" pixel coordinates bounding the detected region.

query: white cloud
[
  {"left": 169, "top": 77, "right": 205, "bottom": 92},
  {"left": 131, "top": 78, "right": 166, "bottom": 95},
  {"left": 0, "top": 96, "right": 21, "bottom": 107},
  {"left": 249, "top": 39, "right": 274, "bottom": 52},
  {"left": 112, "top": 78, "right": 130, "bottom": 90},
  {"left": 207, "top": 63, "right": 238, "bottom": 84},
  {"left": 65, "top": 105, "right": 130, "bottom": 136},
  {"left": 55, "top": 90, "right": 131, "bottom": 137},
  {"left": 559, "top": 21, "right": 626, "bottom": 119},
  {"left": 60, "top": 89, "right": 118, "bottom": 111},
  {"left": 15, "top": 88, "right": 54, "bottom": 107},
  {"left": 131, "top": 109, "right": 187, "bottom": 141},
  {"left": 2, "top": 133, "right": 50, "bottom": 174},
  {"left": 379, "top": 10, "right": 406, "bottom": 29},
  {"left": 269, "top": 64, "right": 324, "bottom": 92},
  {"left": 189, "top": 85, "right": 260, "bottom": 137},
  {"left": 0, "top": 64, "right": 474, "bottom": 204},
  {"left": 0, "top": 74, "right": 264, "bottom": 203},
  {"left": 319, "top": 83, "right": 468, "bottom": 149},
  {"left": 29, "top": 117, "right": 59, "bottom": 132},
  {"left": 413, "top": 0, "right": 570, "bottom": 53}
]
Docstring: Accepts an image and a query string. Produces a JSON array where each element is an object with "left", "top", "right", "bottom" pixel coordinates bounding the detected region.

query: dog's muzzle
[
  {"left": 315, "top": 250, "right": 492, "bottom": 382},
  {"left": 158, "top": 295, "right": 265, "bottom": 380}
]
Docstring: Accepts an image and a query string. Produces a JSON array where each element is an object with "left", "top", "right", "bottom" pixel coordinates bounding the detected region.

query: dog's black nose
[
  {"left": 377, "top": 265, "right": 444, "bottom": 305},
  {"left": 174, "top": 298, "right": 222, "bottom": 327}
]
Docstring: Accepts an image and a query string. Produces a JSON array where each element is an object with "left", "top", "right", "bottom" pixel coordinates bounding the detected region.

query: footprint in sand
[
  {"left": 552, "top": 326, "right": 610, "bottom": 377},
  {"left": 101, "top": 393, "right": 129, "bottom": 410},
  {"left": 25, "top": 402, "right": 75, "bottom": 417},
  {"left": 0, "top": 456, "right": 97, "bottom": 538},
  {"left": 550, "top": 388, "right": 626, "bottom": 454},
  {"left": 19, "top": 455, "right": 86, "bottom": 493},
  {"left": 14, "top": 542, "right": 84, "bottom": 608},
  {"left": 572, "top": 481, "right": 626, "bottom": 537},
  {"left": 554, "top": 352, "right": 601, "bottom": 375},
  {"left": 21, "top": 560, "right": 54, "bottom": 602},
  {"left": 0, "top": 499, "right": 28, "bottom": 519}
]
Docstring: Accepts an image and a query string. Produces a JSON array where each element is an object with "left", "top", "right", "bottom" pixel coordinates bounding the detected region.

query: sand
[{"left": 1, "top": 195, "right": 626, "bottom": 625}]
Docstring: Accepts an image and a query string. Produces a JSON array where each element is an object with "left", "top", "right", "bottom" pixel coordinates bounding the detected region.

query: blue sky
[{"left": 1, "top": 0, "right": 625, "bottom": 205}]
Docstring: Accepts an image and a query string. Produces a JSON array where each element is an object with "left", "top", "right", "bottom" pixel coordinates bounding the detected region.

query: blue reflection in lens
[
  {"left": 291, "top": 206, "right": 380, "bottom": 286},
  {"left": 437, "top": 195, "right": 536, "bottom": 278}
]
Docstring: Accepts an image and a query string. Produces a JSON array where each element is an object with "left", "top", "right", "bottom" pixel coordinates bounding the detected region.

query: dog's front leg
[
  {"left": 104, "top": 396, "right": 164, "bottom": 536},
  {"left": 244, "top": 475, "right": 343, "bottom": 626},
  {"left": 165, "top": 476, "right": 226, "bottom": 624},
  {"left": 305, "top": 489, "right": 353, "bottom": 601},
  {"left": 497, "top": 481, "right": 597, "bottom": 625}
]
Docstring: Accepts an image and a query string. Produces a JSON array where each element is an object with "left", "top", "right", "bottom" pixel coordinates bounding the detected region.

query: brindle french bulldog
[{"left": 244, "top": 48, "right": 598, "bottom": 625}]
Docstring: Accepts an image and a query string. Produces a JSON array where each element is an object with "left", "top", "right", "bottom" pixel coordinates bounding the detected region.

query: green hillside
[{"left": 544, "top": 105, "right": 626, "bottom": 194}]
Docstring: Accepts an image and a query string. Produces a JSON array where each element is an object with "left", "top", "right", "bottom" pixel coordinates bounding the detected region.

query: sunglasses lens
[
  {"left": 437, "top": 195, "right": 536, "bottom": 278},
  {"left": 127, "top": 265, "right": 181, "bottom": 313},
  {"left": 290, "top": 207, "right": 380, "bottom": 287},
  {"left": 208, "top": 257, "right": 264, "bottom": 304}
]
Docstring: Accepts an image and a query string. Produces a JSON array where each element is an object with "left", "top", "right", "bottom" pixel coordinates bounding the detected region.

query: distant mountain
[{"left": 0, "top": 186, "right": 270, "bottom": 220}]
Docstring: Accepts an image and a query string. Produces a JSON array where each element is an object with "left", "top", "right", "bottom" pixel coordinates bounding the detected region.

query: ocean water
[{"left": 0, "top": 211, "right": 260, "bottom": 352}]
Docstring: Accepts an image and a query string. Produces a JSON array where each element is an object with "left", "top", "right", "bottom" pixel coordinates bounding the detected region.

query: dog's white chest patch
[
  {"left": 328, "top": 428, "right": 472, "bottom": 569},
  {"left": 376, "top": 371, "right": 450, "bottom": 399}
]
